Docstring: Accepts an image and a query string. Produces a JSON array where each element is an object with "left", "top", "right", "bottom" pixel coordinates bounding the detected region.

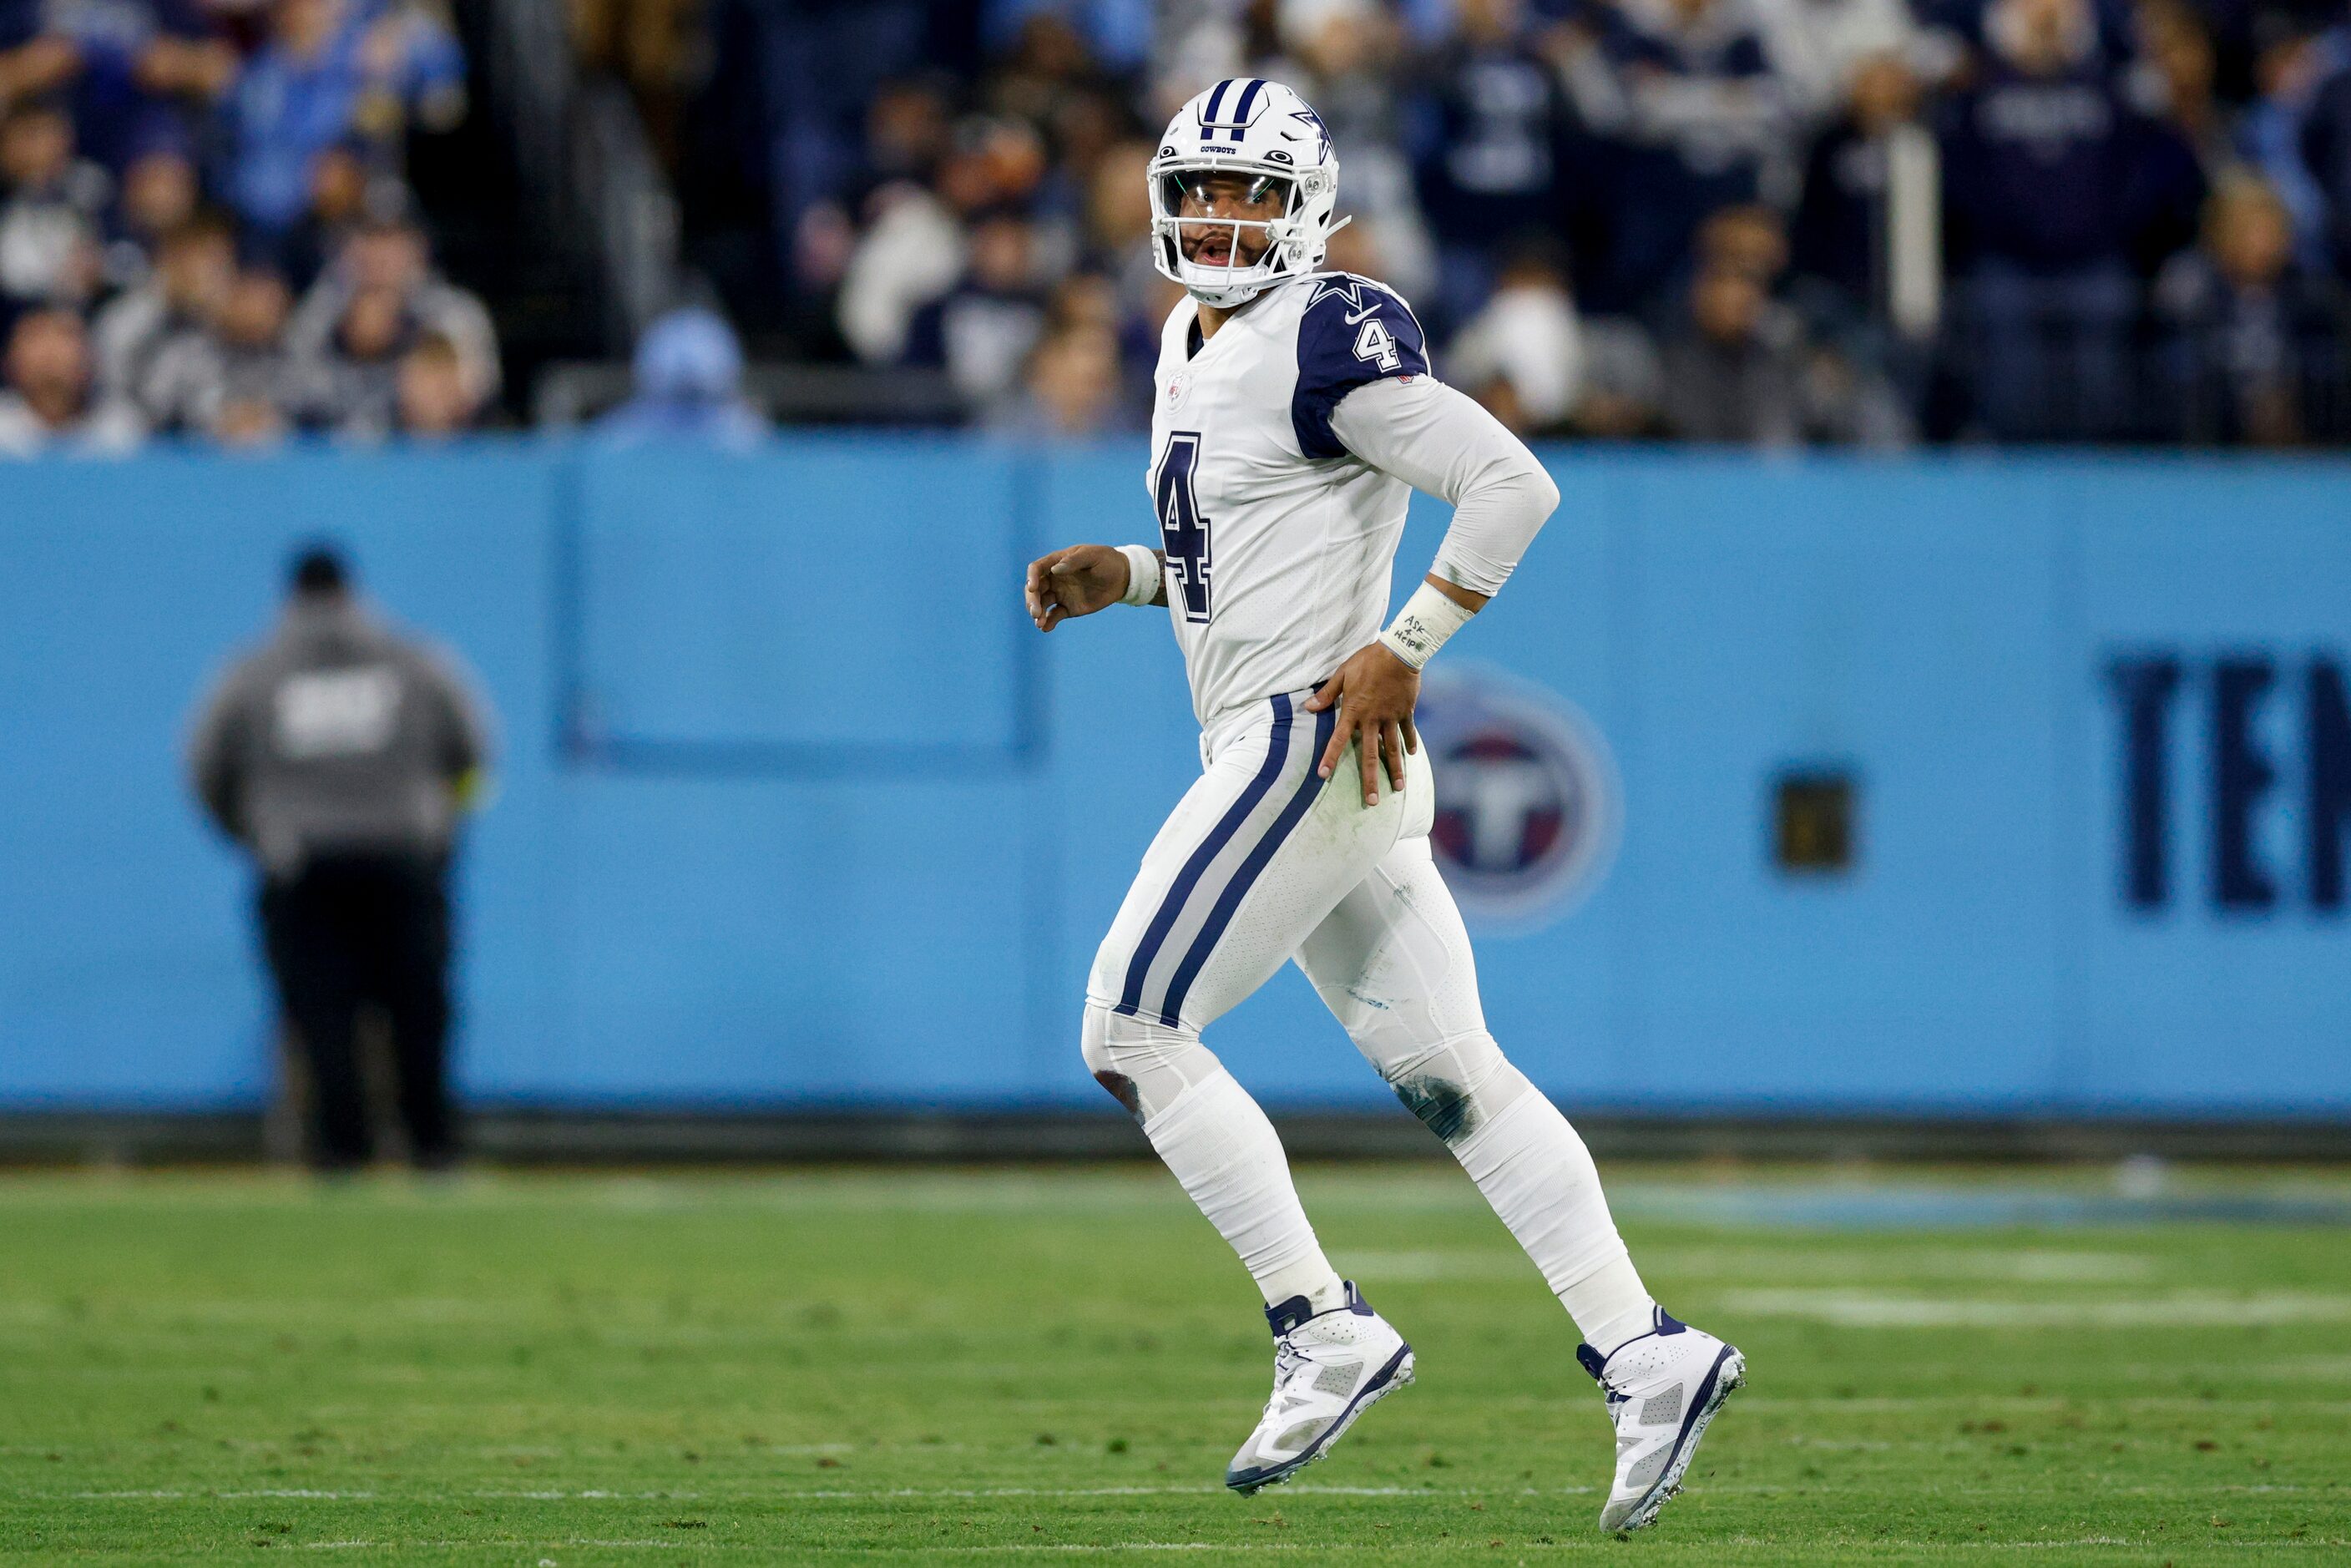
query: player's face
[{"left": 1170, "top": 172, "right": 1290, "bottom": 269}]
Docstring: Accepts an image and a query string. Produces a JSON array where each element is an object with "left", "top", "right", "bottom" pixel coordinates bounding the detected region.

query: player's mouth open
[{"left": 1187, "top": 232, "right": 1236, "bottom": 266}]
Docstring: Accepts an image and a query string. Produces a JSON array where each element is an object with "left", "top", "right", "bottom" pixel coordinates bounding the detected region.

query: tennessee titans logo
[{"left": 1416, "top": 665, "right": 1620, "bottom": 928}]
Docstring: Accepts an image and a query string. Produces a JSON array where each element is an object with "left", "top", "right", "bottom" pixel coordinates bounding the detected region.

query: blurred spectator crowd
[
  {"left": 13, "top": 0, "right": 2351, "bottom": 452},
  {"left": 687, "top": 0, "right": 2351, "bottom": 447},
  {"left": 0, "top": 0, "right": 495, "bottom": 454}
]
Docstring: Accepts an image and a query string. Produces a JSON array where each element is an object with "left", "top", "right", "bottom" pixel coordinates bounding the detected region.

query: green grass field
[{"left": 4, "top": 1165, "right": 2348, "bottom": 1565}]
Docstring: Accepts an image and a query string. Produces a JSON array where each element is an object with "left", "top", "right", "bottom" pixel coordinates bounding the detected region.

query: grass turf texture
[{"left": 3, "top": 1166, "right": 2348, "bottom": 1565}]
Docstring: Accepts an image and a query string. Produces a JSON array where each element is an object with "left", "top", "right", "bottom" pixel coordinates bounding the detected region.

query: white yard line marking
[
  {"left": 1718, "top": 1541, "right": 2344, "bottom": 1557},
  {"left": 2228, "top": 1357, "right": 2351, "bottom": 1381},
  {"left": 478, "top": 1490, "right": 705, "bottom": 1500},
  {"left": 905, "top": 1549, "right": 1228, "bottom": 1555},
  {"left": 1638, "top": 1248, "right": 2161, "bottom": 1284},
  {"left": 1736, "top": 1398, "right": 2345, "bottom": 1418},
  {"left": 1340, "top": 1249, "right": 1533, "bottom": 1282},
  {"left": 71, "top": 1489, "right": 378, "bottom": 1500},
  {"left": 759, "top": 1484, "right": 1605, "bottom": 1501},
  {"left": 1726, "top": 1288, "right": 2351, "bottom": 1328}
]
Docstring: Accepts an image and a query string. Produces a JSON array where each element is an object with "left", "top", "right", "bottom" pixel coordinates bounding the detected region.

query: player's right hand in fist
[{"left": 1026, "top": 545, "right": 1131, "bottom": 632}]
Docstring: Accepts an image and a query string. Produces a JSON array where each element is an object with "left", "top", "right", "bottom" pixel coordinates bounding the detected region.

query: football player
[{"left": 1024, "top": 78, "right": 1742, "bottom": 1531}]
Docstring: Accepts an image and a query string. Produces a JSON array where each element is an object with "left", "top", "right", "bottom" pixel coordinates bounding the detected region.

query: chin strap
[
  {"left": 1186, "top": 286, "right": 1260, "bottom": 308},
  {"left": 1182, "top": 223, "right": 1345, "bottom": 308}
]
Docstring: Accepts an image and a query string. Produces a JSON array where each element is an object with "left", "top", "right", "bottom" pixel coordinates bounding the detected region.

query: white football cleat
[
  {"left": 1225, "top": 1281, "right": 1413, "bottom": 1494},
  {"left": 1579, "top": 1308, "right": 1745, "bottom": 1532}
]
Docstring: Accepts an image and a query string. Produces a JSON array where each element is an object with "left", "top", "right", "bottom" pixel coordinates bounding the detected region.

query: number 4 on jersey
[
  {"left": 1153, "top": 431, "right": 1211, "bottom": 623},
  {"left": 1353, "top": 316, "right": 1400, "bottom": 372}
]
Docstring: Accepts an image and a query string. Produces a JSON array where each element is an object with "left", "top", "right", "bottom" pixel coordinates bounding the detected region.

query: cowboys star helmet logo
[{"left": 1288, "top": 108, "right": 1332, "bottom": 162}]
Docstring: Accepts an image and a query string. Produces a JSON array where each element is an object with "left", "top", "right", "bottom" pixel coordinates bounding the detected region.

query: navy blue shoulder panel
[{"left": 1290, "top": 275, "right": 1431, "bottom": 459}]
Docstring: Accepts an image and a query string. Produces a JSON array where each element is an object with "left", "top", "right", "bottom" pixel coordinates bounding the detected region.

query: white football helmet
[{"left": 1150, "top": 78, "right": 1346, "bottom": 308}]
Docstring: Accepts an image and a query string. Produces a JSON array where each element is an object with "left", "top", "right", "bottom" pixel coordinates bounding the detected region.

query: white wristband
[
  {"left": 1377, "top": 581, "right": 1475, "bottom": 670},
  {"left": 1116, "top": 544, "right": 1163, "bottom": 607}
]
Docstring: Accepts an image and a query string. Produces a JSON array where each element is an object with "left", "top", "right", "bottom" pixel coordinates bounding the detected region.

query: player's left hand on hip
[{"left": 1307, "top": 644, "right": 1418, "bottom": 807}]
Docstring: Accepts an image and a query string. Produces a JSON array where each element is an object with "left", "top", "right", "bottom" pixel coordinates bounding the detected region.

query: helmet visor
[{"left": 1155, "top": 171, "right": 1297, "bottom": 222}]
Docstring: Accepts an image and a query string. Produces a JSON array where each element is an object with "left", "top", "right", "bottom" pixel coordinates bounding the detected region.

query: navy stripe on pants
[
  {"left": 1115, "top": 694, "right": 1296, "bottom": 1019},
  {"left": 1154, "top": 703, "right": 1336, "bottom": 1027}
]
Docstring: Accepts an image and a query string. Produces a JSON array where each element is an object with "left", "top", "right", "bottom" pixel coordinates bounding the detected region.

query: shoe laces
[
  {"left": 1267, "top": 1327, "right": 1351, "bottom": 1408},
  {"left": 1251, "top": 1339, "right": 1305, "bottom": 1421},
  {"left": 1578, "top": 1343, "right": 1631, "bottom": 1412}
]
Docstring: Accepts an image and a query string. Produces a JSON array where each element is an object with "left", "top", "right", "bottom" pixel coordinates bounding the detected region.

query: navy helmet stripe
[
  {"left": 1115, "top": 693, "right": 1296, "bottom": 1018},
  {"left": 1200, "top": 78, "right": 1236, "bottom": 128},
  {"left": 1155, "top": 702, "right": 1337, "bottom": 1027},
  {"left": 1229, "top": 78, "right": 1266, "bottom": 134}
]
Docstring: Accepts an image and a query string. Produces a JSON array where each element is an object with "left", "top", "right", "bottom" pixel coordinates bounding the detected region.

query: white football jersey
[{"left": 1146, "top": 271, "right": 1432, "bottom": 731}]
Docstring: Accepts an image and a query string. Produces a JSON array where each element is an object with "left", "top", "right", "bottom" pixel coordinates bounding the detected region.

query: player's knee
[
  {"left": 1370, "top": 1026, "right": 1504, "bottom": 1091},
  {"left": 1078, "top": 999, "right": 1145, "bottom": 1118},
  {"left": 1081, "top": 999, "right": 1212, "bottom": 1121},
  {"left": 1374, "top": 1029, "right": 1529, "bottom": 1147}
]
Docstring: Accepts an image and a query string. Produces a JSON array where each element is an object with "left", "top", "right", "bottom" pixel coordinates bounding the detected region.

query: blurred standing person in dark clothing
[
  {"left": 188, "top": 546, "right": 493, "bottom": 1173},
  {"left": 1413, "top": 0, "right": 1581, "bottom": 327},
  {"left": 902, "top": 207, "right": 1050, "bottom": 409},
  {"left": 1789, "top": 53, "right": 1944, "bottom": 409},
  {"left": 1662, "top": 260, "right": 1804, "bottom": 443},
  {"left": 1792, "top": 54, "right": 1934, "bottom": 335},
  {"left": 273, "top": 141, "right": 377, "bottom": 296},
  {"left": 1939, "top": 0, "right": 2198, "bottom": 438},
  {"left": 2297, "top": 44, "right": 2351, "bottom": 281},
  {"left": 1272, "top": 0, "right": 1436, "bottom": 301},
  {"left": 2156, "top": 170, "right": 2350, "bottom": 443},
  {"left": 1577, "top": 0, "right": 1791, "bottom": 313},
  {"left": 1663, "top": 249, "right": 1913, "bottom": 444}
]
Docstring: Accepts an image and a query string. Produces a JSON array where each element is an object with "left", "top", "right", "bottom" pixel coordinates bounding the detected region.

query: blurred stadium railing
[{"left": 534, "top": 362, "right": 964, "bottom": 428}]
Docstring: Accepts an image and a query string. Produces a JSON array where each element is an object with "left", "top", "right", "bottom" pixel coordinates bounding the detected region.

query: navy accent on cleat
[
  {"left": 1266, "top": 1294, "right": 1315, "bottom": 1337},
  {"left": 1580, "top": 1307, "right": 1684, "bottom": 1385}
]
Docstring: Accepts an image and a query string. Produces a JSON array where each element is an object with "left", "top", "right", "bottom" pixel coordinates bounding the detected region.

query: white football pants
[{"left": 1080, "top": 688, "right": 1651, "bottom": 1348}]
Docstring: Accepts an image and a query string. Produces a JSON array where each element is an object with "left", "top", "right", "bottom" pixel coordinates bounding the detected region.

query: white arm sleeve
[{"left": 1325, "top": 374, "right": 1562, "bottom": 597}]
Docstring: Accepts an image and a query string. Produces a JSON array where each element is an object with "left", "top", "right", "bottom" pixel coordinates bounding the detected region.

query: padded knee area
[
  {"left": 1081, "top": 999, "right": 1223, "bottom": 1122},
  {"left": 1372, "top": 1029, "right": 1534, "bottom": 1147}
]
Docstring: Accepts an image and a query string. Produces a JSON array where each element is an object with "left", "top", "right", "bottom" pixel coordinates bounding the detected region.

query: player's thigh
[
  {"left": 1088, "top": 761, "right": 1251, "bottom": 1004},
  {"left": 1295, "top": 834, "right": 1489, "bottom": 1068},
  {"left": 1090, "top": 697, "right": 1400, "bottom": 1033}
]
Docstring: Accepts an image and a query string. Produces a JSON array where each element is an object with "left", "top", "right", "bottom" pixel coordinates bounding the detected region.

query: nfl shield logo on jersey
[{"left": 1416, "top": 665, "right": 1620, "bottom": 928}]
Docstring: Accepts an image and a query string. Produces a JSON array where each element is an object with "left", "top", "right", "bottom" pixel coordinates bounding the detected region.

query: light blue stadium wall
[{"left": 2, "top": 441, "right": 2345, "bottom": 1116}]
